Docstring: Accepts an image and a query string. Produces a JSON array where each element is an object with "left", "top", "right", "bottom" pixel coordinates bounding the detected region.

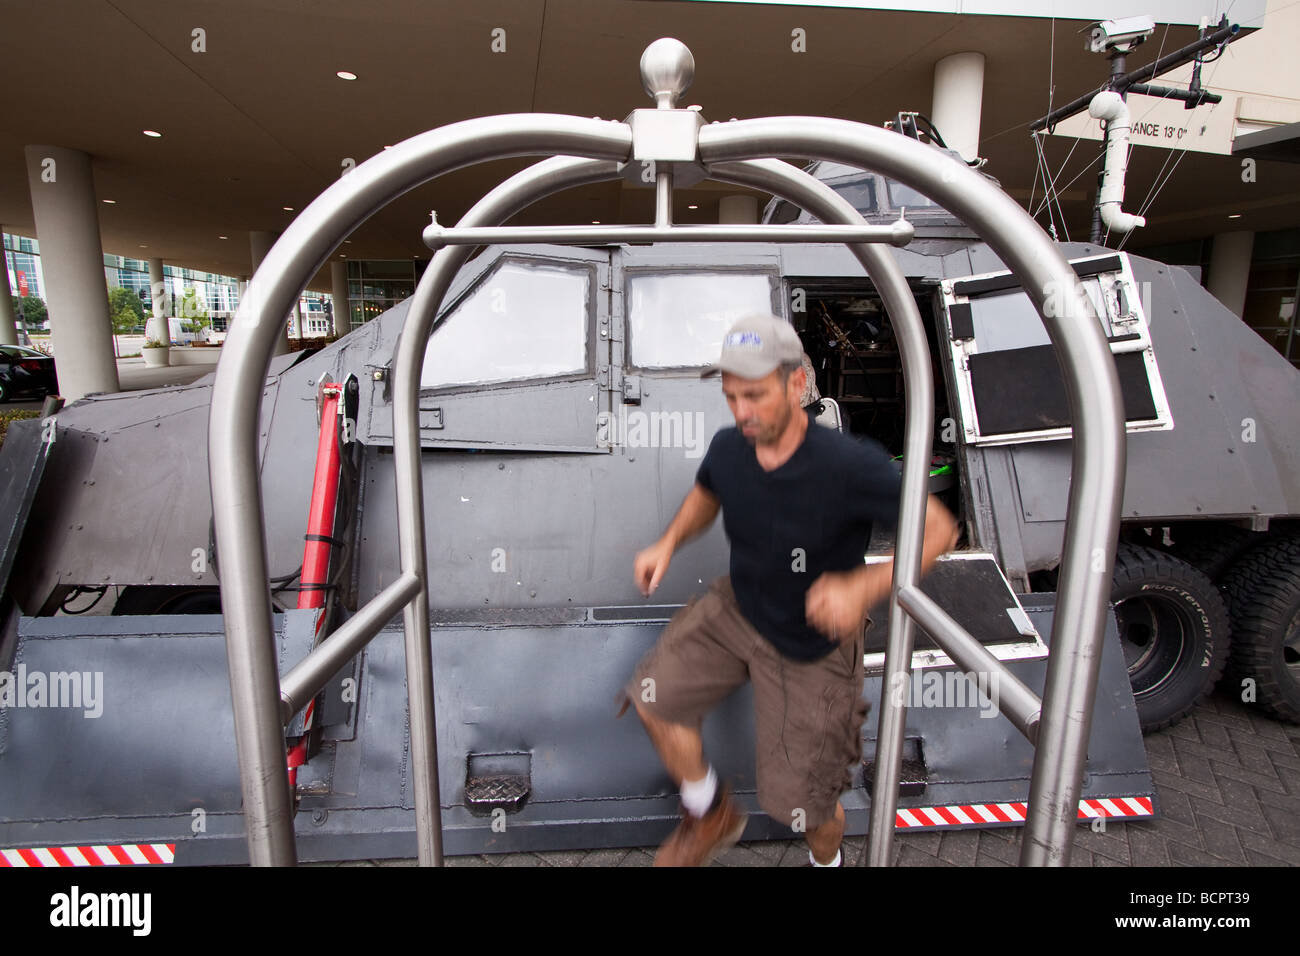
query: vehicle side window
[
  {"left": 627, "top": 271, "right": 776, "bottom": 368},
  {"left": 421, "top": 260, "right": 590, "bottom": 389}
]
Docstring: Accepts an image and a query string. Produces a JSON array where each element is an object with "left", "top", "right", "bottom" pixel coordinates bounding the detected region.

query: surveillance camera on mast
[{"left": 1087, "top": 15, "right": 1155, "bottom": 54}]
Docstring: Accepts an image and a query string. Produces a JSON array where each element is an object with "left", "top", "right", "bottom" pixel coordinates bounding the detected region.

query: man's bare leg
[
  {"left": 634, "top": 697, "right": 748, "bottom": 866},
  {"left": 806, "top": 801, "right": 845, "bottom": 865},
  {"left": 633, "top": 699, "right": 708, "bottom": 785}
]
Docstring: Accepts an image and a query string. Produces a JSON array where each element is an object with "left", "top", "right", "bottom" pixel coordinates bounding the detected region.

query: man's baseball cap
[{"left": 701, "top": 313, "right": 803, "bottom": 379}]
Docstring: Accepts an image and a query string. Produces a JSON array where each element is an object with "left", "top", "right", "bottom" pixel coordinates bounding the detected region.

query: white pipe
[{"left": 1088, "top": 90, "right": 1145, "bottom": 235}]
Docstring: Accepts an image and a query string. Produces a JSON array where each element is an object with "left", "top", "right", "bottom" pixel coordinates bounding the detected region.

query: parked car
[{"left": 0, "top": 344, "right": 58, "bottom": 402}]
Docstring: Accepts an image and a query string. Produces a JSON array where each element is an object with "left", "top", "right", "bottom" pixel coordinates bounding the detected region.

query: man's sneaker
[{"left": 653, "top": 784, "right": 748, "bottom": 867}]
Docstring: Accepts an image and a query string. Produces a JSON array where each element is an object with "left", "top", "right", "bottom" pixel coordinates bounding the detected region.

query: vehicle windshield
[
  {"left": 763, "top": 161, "right": 945, "bottom": 224},
  {"left": 0, "top": 346, "right": 46, "bottom": 359}
]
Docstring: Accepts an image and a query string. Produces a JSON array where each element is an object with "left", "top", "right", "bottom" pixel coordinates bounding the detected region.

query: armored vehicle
[{"left": 0, "top": 37, "right": 1295, "bottom": 867}]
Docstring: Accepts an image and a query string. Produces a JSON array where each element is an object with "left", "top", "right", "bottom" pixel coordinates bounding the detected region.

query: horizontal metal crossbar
[
  {"left": 421, "top": 221, "right": 914, "bottom": 250},
  {"left": 278, "top": 572, "right": 422, "bottom": 726},
  {"left": 895, "top": 584, "right": 1043, "bottom": 744}
]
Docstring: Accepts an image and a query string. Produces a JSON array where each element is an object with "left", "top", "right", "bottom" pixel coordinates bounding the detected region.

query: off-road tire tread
[{"left": 1222, "top": 535, "right": 1300, "bottom": 724}]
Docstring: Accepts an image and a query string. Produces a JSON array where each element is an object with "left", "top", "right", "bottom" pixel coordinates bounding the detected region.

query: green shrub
[{"left": 0, "top": 409, "right": 42, "bottom": 448}]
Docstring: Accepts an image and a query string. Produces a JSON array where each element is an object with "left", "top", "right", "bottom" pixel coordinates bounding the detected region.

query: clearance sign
[{"left": 1050, "top": 91, "right": 1239, "bottom": 155}]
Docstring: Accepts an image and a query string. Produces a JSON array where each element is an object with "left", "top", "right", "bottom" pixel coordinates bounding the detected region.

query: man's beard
[{"left": 742, "top": 402, "right": 792, "bottom": 446}]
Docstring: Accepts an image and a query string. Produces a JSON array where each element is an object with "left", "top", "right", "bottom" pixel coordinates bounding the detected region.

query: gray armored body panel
[{"left": 0, "top": 39, "right": 1296, "bottom": 865}]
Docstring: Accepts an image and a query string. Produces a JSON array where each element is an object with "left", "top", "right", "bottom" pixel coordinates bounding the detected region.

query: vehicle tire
[
  {"left": 1170, "top": 525, "right": 1263, "bottom": 583},
  {"left": 1221, "top": 536, "right": 1300, "bottom": 724},
  {"left": 112, "top": 585, "right": 222, "bottom": 615},
  {"left": 0, "top": 380, "right": 8, "bottom": 403},
  {"left": 1111, "top": 544, "right": 1230, "bottom": 733}
]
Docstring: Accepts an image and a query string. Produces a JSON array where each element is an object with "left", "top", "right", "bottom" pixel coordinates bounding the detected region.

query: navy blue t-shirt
[{"left": 695, "top": 410, "right": 902, "bottom": 661}]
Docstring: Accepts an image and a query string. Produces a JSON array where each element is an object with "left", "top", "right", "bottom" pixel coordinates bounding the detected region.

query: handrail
[
  {"left": 278, "top": 572, "right": 422, "bottom": 725},
  {"left": 895, "top": 585, "right": 1042, "bottom": 744},
  {"left": 421, "top": 222, "right": 914, "bottom": 247}
]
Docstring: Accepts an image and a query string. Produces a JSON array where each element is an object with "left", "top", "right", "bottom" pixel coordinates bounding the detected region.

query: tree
[
  {"left": 11, "top": 294, "right": 46, "bottom": 328},
  {"left": 107, "top": 287, "right": 145, "bottom": 335},
  {"left": 180, "top": 287, "right": 210, "bottom": 335}
]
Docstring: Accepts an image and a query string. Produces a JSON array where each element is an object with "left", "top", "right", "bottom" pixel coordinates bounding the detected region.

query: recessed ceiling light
[
  {"left": 336, "top": 71, "right": 358, "bottom": 81},
  {"left": 687, "top": 204, "right": 698, "bottom": 210},
  {"left": 139, "top": 244, "right": 148, "bottom": 248},
  {"left": 591, "top": 220, "right": 601, "bottom": 224},
  {"left": 340, "top": 254, "right": 347, "bottom": 258},
  {"left": 344, "top": 240, "right": 352, "bottom": 244},
  {"left": 143, "top": 129, "right": 162, "bottom": 138},
  {"left": 283, "top": 206, "right": 294, "bottom": 211},
  {"left": 383, "top": 145, "right": 393, "bottom": 150},
  {"left": 688, "top": 105, "right": 703, "bottom": 111},
  {"left": 1228, "top": 213, "right": 1242, "bottom": 219},
  {"left": 218, "top": 235, "right": 228, "bottom": 240},
  {"left": 102, "top": 199, "right": 116, "bottom": 204}
]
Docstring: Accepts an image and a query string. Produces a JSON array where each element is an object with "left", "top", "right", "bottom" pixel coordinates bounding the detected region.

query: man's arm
[
  {"left": 634, "top": 482, "right": 721, "bottom": 597},
  {"left": 805, "top": 495, "right": 960, "bottom": 641}
]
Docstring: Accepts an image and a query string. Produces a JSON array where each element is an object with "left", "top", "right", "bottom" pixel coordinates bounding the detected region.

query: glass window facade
[
  {"left": 4, "top": 233, "right": 45, "bottom": 302},
  {"left": 348, "top": 259, "right": 419, "bottom": 330},
  {"left": 1241, "top": 229, "right": 1299, "bottom": 368}
]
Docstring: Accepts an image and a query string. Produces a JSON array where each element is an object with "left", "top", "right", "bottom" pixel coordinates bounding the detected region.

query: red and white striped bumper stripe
[
  {"left": 0, "top": 844, "right": 175, "bottom": 866},
  {"left": 895, "top": 796, "right": 1154, "bottom": 829}
]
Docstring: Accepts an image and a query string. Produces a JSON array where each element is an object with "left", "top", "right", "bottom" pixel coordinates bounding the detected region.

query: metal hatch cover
[{"left": 862, "top": 552, "right": 1045, "bottom": 672}]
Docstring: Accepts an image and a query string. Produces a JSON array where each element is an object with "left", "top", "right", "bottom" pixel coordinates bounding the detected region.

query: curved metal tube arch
[
  {"left": 393, "top": 154, "right": 934, "bottom": 866},
  {"left": 211, "top": 111, "right": 1124, "bottom": 868}
]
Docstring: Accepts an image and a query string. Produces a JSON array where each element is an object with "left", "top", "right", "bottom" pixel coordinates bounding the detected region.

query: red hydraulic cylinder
[
  {"left": 288, "top": 384, "right": 344, "bottom": 786},
  {"left": 299, "top": 387, "right": 343, "bottom": 612}
]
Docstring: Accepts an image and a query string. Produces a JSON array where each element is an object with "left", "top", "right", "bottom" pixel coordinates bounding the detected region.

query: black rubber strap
[{"left": 304, "top": 533, "right": 344, "bottom": 548}]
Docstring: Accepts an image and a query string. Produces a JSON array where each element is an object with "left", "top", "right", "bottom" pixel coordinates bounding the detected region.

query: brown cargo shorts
[{"left": 624, "top": 576, "right": 869, "bottom": 832}]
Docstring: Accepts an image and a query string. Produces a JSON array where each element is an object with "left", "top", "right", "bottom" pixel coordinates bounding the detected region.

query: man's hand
[
  {"left": 633, "top": 484, "right": 720, "bottom": 598},
  {"left": 634, "top": 537, "right": 675, "bottom": 597},
  {"left": 805, "top": 495, "right": 958, "bottom": 640},
  {"left": 806, "top": 567, "right": 885, "bottom": 643}
]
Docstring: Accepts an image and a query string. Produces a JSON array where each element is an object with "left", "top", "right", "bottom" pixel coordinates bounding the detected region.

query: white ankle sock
[
  {"left": 810, "top": 848, "right": 842, "bottom": 867},
  {"left": 680, "top": 766, "right": 717, "bottom": 818}
]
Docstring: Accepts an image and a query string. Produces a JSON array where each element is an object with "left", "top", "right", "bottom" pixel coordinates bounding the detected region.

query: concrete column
[
  {"left": 24, "top": 145, "right": 119, "bottom": 400},
  {"left": 719, "top": 195, "right": 758, "bottom": 224},
  {"left": 251, "top": 230, "right": 290, "bottom": 355},
  {"left": 331, "top": 261, "right": 350, "bottom": 338},
  {"left": 0, "top": 244, "right": 18, "bottom": 346},
  {"left": 1207, "top": 230, "right": 1254, "bottom": 319},
  {"left": 146, "top": 256, "right": 170, "bottom": 347},
  {"left": 931, "top": 52, "right": 986, "bottom": 163}
]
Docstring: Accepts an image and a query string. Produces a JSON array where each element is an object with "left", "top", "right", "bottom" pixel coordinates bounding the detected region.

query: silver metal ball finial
[{"left": 640, "top": 38, "right": 694, "bottom": 108}]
